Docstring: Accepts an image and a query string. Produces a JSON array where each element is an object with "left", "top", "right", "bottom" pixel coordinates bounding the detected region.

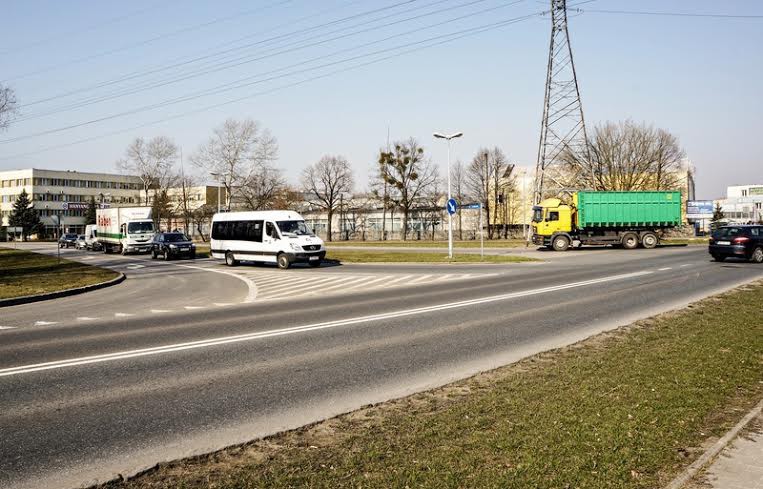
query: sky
[{"left": 0, "top": 0, "right": 761, "bottom": 199}]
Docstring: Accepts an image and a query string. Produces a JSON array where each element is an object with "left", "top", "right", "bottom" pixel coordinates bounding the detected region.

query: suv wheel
[
  {"left": 151, "top": 250, "right": 157, "bottom": 259},
  {"left": 752, "top": 247, "right": 763, "bottom": 264},
  {"left": 712, "top": 254, "right": 726, "bottom": 262},
  {"left": 163, "top": 249, "right": 171, "bottom": 261}
]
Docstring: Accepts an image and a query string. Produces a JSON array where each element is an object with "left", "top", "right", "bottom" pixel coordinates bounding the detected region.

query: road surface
[{"left": 1, "top": 243, "right": 761, "bottom": 489}]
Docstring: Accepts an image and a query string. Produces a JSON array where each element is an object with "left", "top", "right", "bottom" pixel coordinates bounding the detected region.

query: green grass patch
[
  {"left": 662, "top": 238, "right": 709, "bottom": 246},
  {"left": 0, "top": 248, "right": 120, "bottom": 299},
  {"left": 327, "top": 239, "right": 528, "bottom": 248},
  {"left": 326, "top": 250, "right": 538, "bottom": 264},
  {"left": 103, "top": 282, "right": 763, "bottom": 489}
]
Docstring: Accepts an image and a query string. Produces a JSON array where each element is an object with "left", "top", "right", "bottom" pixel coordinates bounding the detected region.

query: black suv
[
  {"left": 151, "top": 232, "right": 196, "bottom": 260},
  {"left": 709, "top": 225, "right": 763, "bottom": 263},
  {"left": 58, "top": 233, "right": 79, "bottom": 248}
]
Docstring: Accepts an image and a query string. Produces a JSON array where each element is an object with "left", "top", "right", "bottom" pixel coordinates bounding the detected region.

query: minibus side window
[{"left": 248, "top": 220, "right": 263, "bottom": 242}]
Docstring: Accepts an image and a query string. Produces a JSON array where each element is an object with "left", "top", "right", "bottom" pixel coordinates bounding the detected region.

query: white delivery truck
[
  {"left": 210, "top": 210, "right": 325, "bottom": 269},
  {"left": 96, "top": 207, "right": 155, "bottom": 254},
  {"left": 84, "top": 224, "right": 101, "bottom": 251}
]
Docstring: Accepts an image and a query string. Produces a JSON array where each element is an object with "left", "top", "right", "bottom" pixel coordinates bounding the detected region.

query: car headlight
[
  {"left": 290, "top": 243, "right": 301, "bottom": 252},
  {"left": 169, "top": 244, "right": 177, "bottom": 249}
]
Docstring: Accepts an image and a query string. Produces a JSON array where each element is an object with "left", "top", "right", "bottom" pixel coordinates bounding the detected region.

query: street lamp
[
  {"left": 210, "top": 172, "right": 222, "bottom": 213},
  {"left": 433, "top": 131, "right": 463, "bottom": 259}
]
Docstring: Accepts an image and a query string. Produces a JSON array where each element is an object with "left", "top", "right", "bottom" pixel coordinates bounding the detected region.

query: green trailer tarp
[{"left": 575, "top": 191, "right": 682, "bottom": 228}]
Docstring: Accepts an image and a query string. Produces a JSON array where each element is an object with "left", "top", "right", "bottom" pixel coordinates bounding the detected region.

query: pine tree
[
  {"left": 85, "top": 196, "right": 97, "bottom": 225},
  {"left": 8, "top": 189, "right": 42, "bottom": 241},
  {"left": 711, "top": 203, "right": 725, "bottom": 230}
]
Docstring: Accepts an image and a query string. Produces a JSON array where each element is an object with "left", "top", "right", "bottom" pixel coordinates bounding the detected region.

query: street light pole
[
  {"left": 433, "top": 132, "right": 463, "bottom": 260},
  {"left": 210, "top": 172, "right": 221, "bottom": 213}
]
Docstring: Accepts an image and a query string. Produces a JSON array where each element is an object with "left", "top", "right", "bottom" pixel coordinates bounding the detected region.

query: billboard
[
  {"left": 750, "top": 186, "right": 763, "bottom": 196},
  {"left": 686, "top": 200, "right": 714, "bottom": 219}
]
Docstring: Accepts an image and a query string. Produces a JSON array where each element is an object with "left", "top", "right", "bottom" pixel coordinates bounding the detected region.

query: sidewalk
[{"left": 691, "top": 412, "right": 763, "bottom": 489}]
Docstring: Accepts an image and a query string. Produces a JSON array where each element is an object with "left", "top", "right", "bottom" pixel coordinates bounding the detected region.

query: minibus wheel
[
  {"left": 277, "top": 253, "right": 291, "bottom": 269},
  {"left": 225, "top": 251, "right": 239, "bottom": 267}
]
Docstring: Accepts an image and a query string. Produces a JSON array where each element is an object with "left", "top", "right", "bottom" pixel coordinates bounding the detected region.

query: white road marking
[
  {"left": 213, "top": 303, "right": 234, "bottom": 307},
  {"left": 184, "top": 306, "right": 205, "bottom": 310},
  {"left": 0, "top": 271, "right": 653, "bottom": 378},
  {"left": 658, "top": 267, "right": 672, "bottom": 271},
  {"left": 174, "top": 263, "right": 258, "bottom": 303},
  {"left": 126, "top": 264, "right": 145, "bottom": 270},
  {"left": 114, "top": 313, "right": 135, "bottom": 318},
  {"left": 680, "top": 264, "right": 693, "bottom": 268},
  {"left": 0, "top": 326, "right": 16, "bottom": 330},
  {"left": 34, "top": 321, "right": 58, "bottom": 326},
  {"left": 150, "top": 309, "right": 171, "bottom": 313},
  {"left": 77, "top": 317, "right": 99, "bottom": 321}
]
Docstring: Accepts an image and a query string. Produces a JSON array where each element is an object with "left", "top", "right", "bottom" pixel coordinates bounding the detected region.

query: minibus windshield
[{"left": 277, "top": 220, "right": 313, "bottom": 236}]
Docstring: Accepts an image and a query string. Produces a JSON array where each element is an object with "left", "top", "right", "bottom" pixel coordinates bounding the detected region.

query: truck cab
[{"left": 532, "top": 198, "right": 574, "bottom": 249}]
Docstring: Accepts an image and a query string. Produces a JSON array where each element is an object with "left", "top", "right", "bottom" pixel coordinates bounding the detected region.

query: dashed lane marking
[
  {"left": 150, "top": 309, "right": 172, "bottom": 313},
  {"left": 77, "top": 317, "right": 100, "bottom": 321},
  {"left": 184, "top": 306, "right": 205, "bottom": 310},
  {"left": 658, "top": 267, "right": 672, "bottom": 271},
  {"left": 0, "top": 326, "right": 16, "bottom": 330},
  {"left": 126, "top": 264, "right": 145, "bottom": 270},
  {"left": 114, "top": 313, "right": 135, "bottom": 317},
  {"left": 213, "top": 303, "right": 234, "bottom": 307},
  {"left": 34, "top": 321, "right": 58, "bottom": 326},
  {"left": 680, "top": 264, "right": 693, "bottom": 268}
]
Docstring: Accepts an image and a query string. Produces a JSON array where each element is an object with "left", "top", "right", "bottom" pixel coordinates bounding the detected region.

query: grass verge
[
  {"left": 103, "top": 281, "right": 763, "bottom": 489},
  {"left": 0, "top": 248, "right": 120, "bottom": 299},
  {"left": 326, "top": 250, "right": 538, "bottom": 264},
  {"left": 327, "top": 239, "right": 527, "bottom": 248}
]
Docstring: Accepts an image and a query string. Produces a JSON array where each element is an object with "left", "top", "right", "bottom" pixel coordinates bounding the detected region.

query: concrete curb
[
  {"left": 665, "top": 397, "right": 763, "bottom": 489},
  {"left": 0, "top": 273, "right": 126, "bottom": 308}
]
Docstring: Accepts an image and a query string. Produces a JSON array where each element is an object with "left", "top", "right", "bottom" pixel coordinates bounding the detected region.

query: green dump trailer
[{"left": 532, "top": 191, "right": 683, "bottom": 251}]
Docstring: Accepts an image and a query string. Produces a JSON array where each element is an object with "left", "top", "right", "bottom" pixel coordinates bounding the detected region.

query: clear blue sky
[{"left": 0, "top": 0, "right": 761, "bottom": 199}]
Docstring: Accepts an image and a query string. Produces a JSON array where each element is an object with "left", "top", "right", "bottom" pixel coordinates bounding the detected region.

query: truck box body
[{"left": 574, "top": 191, "right": 682, "bottom": 229}]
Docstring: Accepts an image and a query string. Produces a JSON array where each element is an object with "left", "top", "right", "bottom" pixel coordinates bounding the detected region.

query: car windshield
[
  {"left": 164, "top": 233, "right": 189, "bottom": 242},
  {"left": 127, "top": 222, "right": 154, "bottom": 234},
  {"left": 532, "top": 207, "right": 543, "bottom": 223},
  {"left": 78, "top": 235, "right": 85, "bottom": 240},
  {"left": 277, "top": 220, "right": 313, "bottom": 236},
  {"left": 64, "top": 234, "right": 77, "bottom": 239},
  {"left": 714, "top": 227, "right": 749, "bottom": 239}
]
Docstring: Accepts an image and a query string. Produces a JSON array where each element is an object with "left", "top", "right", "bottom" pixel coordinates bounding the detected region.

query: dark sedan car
[
  {"left": 709, "top": 225, "right": 763, "bottom": 263},
  {"left": 151, "top": 232, "right": 196, "bottom": 260},
  {"left": 58, "top": 233, "right": 79, "bottom": 248}
]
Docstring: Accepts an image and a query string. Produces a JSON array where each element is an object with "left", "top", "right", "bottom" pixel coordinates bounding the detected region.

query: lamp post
[
  {"left": 210, "top": 172, "right": 222, "bottom": 213},
  {"left": 433, "top": 131, "right": 463, "bottom": 259}
]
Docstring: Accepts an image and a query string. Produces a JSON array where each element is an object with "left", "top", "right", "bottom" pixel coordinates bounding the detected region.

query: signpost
[{"left": 462, "top": 202, "right": 484, "bottom": 259}]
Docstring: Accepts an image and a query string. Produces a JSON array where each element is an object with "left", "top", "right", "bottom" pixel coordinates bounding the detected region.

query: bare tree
[
  {"left": 174, "top": 173, "right": 198, "bottom": 235},
  {"left": 378, "top": 138, "right": 439, "bottom": 241},
  {"left": 451, "top": 159, "right": 468, "bottom": 240},
  {"left": 117, "top": 136, "right": 179, "bottom": 205},
  {"left": 191, "top": 118, "right": 278, "bottom": 210},
  {"left": 0, "top": 84, "right": 18, "bottom": 131},
  {"left": 467, "top": 147, "right": 513, "bottom": 239},
  {"left": 238, "top": 161, "right": 286, "bottom": 210},
  {"left": 301, "top": 155, "right": 354, "bottom": 242},
  {"left": 563, "top": 121, "right": 685, "bottom": 191}
]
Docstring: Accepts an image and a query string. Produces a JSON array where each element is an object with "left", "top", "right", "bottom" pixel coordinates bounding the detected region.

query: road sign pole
[
  {"left": 480, "top": 202, "right": 484, "bottom": 259},
  {"left": 447, "top": 139, "right": 453, "bottom": 260}
]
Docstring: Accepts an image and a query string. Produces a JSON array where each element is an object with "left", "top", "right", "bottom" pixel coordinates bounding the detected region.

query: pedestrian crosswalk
[{"left": 233, "top": 270, "right": 495, "bottom": 301}]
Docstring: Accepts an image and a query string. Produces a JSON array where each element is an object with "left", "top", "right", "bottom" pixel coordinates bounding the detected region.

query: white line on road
[
  {"left": 126, "top": 264, "right": 145, "bottom": 270},
  {"left": 174, "top": 263, "right": 258, "bottom": 303},
  {"left": 0, "top": 326, "right": 16, "bottom": 330},
  {"left": 0, "top": 271, "right": 653, "bottom": 378},
  {"left": 150, "top": 309, "right": 172, "bottom": 313},
  {"left": 34, "top": 321, "right": 58, "bottom": 326},
  {"left": 213, "top": 303, "right": 234, "bottom": 307},
  {"left": 680, "top": 264, "right": 693, "bottom": 268},
  {"left": 77, "top": 317, "right": 100, "bottom": 321},
  {"left": 658, "top": 267, "right": 672, "bottom": 271},
  {"left": 184, "top": 306, "right": 205, "bottom": 310},
  {"left": 114, "top": 313, "right": 135, "bottom": 317}
]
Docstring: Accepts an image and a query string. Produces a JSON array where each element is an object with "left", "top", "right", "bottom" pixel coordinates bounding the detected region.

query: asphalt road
[{"left": 1, "top": 244, "right": 761, "bottom": 489}]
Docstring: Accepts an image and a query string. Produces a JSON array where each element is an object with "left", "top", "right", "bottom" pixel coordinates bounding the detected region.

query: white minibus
[{"left": 210, "top": 211, "right": 325, "bottom": 269}]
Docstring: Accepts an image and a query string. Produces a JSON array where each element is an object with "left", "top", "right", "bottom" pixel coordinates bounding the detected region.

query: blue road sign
[
  {"left": 461, "top": 202, "right": 481, "bottom": 210},
  {"left": 446, "top": 198, "right": 458, "bottom": 215}
]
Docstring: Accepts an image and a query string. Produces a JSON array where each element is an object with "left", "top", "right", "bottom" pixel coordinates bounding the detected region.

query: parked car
[
  {"left": 75, "top": 235, "right": 87, "bottom": 250},
  {"left": 151, "top": 232, "right": 196, "bottom": 260},
  {"left": 709, "top": 225, "right": 763, "bottom": 263},
  {"left": 58, "top": 233, "right": 79, "bottom": 248},
  {"left": 84, "top": 224, "right": 101, "bottom": 251}
]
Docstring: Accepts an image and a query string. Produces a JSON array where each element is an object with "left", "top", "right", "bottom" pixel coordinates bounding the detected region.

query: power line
[
  {"left": 14, "top": 0, "right": 414, "bottom": 108},
  {"left": 1, "top": 0, "right": 295, "bottom": 82},
  {"left": 579, "top": 8, "right": 763, "bottom": 19},
  {"left": 17, "top": 0, "right": 497, "bottom": 123},
  {"left": 4, "top": 0, "right": 525, "bottom": 139},
  {"left": 0, "top": 1, "right": 174, "bottom": 56},
  {"left": 0, "top": 10, "right": 545, "bottom": 161}
]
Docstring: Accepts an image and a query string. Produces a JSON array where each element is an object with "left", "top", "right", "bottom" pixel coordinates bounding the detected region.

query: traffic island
[
  {"left": 99, "top": 282, "right": 763, "bottom": 489},
  {"left": 326, "top": 250, "right": 539, "bottom": 263},
  {"left": 0, "top": 248, "right": 122, "bottom": 305}
]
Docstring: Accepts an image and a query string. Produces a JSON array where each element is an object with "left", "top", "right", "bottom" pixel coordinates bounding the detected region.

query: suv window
[
  {"left": 751, "top": 227, "right": 761, "bottom": 237},
  {"left": 715, "top": 227, "right": 749, "bottom": 238}
]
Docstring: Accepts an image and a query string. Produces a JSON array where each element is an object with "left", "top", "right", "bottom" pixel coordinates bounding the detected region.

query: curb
[
  {"left": 665, "top": 397, "right": 763, "bottom": 489},
  {"left": 0, "top": 273, "right": 126, "bottom": 308}
]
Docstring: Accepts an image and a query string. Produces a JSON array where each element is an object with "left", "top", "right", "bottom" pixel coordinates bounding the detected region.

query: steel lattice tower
[{"left": 534, "top": 0, "right": 592, "bottom": 203}]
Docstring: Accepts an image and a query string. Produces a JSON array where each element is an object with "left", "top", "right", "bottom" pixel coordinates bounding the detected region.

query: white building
[
  {"left": 0, "top": 168, "right": 142, "bottom": 236},
  {"left": 716, "top": 184, "right": 763, "bottom": 224}
]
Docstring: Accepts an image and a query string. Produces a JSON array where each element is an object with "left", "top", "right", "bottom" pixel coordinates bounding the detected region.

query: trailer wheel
[
  {"left": 621, "top": 233, "right": 639, "bottom": 250},
  {"left": 552, "top": 235, "right": 570, "bottom": 252},
  {"left": 641, "top": 232, "right": 658, "bottom": 249}
]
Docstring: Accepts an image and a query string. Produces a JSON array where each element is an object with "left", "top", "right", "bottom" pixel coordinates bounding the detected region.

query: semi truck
[
  {"left": 96, "top": 207, "right": 155, "bottom": 254},
  {"left": 532, "top": 191, "right": 682, "bottom": 251}
]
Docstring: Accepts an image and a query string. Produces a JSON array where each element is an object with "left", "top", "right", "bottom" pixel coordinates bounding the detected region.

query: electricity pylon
[{"left": 534, "top": 0, "right": 594, "bottom": 203}]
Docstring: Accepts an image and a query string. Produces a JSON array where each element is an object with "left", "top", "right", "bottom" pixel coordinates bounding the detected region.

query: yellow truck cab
[{"left": 531, "top": 191, "right": 682, "bottom": 251}]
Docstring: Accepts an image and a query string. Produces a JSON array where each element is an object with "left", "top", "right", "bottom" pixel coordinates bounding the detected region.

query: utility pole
[{"left": 534, "top": 0, "right": 593, "bottom": 204}]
